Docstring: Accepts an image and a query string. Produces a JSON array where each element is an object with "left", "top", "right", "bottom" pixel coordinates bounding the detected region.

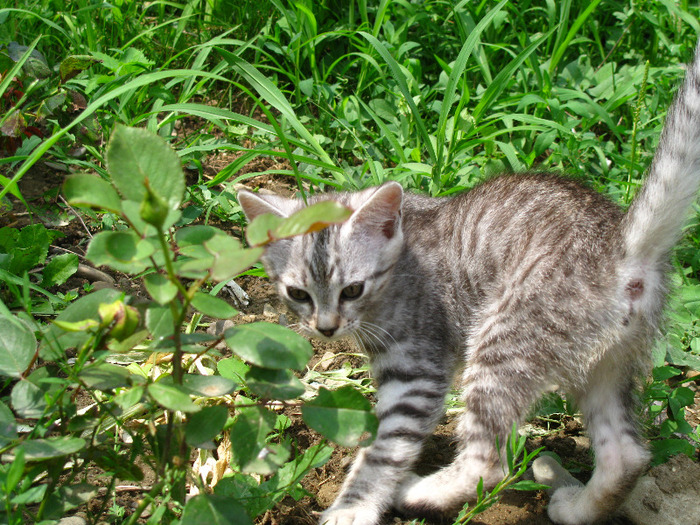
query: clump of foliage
[{"left": 0, "top": 125, "right": 374, "bottom": 524}]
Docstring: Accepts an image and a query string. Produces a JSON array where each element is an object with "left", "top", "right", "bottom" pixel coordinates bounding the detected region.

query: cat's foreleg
[
  {"left": 320, "top": 356, "right": 449, "bottom": 525},
  {"left": 395, "top": 345, "right": 543, "bottom": 518}
]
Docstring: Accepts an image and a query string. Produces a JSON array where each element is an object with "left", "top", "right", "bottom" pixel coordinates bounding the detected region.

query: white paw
[
  {"left": 548, "top": 485, "right": 590, "bottom": 525},
  {"left": 394, "top": 472, "right": 469, "bottom": 515},
  {"left": 319, "top": 504, "right": 382, "bottom": 525}
]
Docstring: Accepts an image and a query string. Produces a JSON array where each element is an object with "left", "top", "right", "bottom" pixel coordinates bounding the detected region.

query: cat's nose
[{"left": 318, "top": 326, "right": 337, "bottom": 338}]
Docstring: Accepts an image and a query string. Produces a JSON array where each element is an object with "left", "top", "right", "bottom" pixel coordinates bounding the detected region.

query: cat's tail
[{"left": 622, "top": 44, "right": 700, "bottom": 265}]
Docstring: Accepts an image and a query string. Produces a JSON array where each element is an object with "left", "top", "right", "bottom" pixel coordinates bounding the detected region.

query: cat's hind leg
[{"left": 547, "top": 364, "right": 650, "bottom": 525}]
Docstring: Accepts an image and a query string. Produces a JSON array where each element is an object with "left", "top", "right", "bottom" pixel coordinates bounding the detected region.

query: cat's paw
[
  {"left": 319, "top": 504, "right": 382, "bottom": 525},
  {"left": 547, "top": 485, "right": 594, "bottom": 525},
  {"left": 393, "top": 473, "right": 451, "bottom": 520}
]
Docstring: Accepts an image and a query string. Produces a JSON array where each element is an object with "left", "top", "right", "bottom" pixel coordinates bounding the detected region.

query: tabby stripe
[
  {"left": 369, "top": 264, "right": 393, "bottom": 281},
  {"left": 400, "top": 388, "right": 446, "bottom": 400},
  {"left": 377, "top": 402, "right": 433, "bottom": 420},
  {"left": 364, "top": 453, "right": 411, "bottom": 468},
  {"left": 377, "top": 427, "right": 425, "bottom": 441},
  {"left": 467, "top": 204, "right": 488, "bottom": 255},
  {"left": 375, "top": 368, "right": 446, "bottom": 385}
]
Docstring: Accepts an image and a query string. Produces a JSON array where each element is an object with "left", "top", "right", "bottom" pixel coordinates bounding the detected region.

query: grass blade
[
  {"left": 359, "top": 31, "right": 436, "bottom": 165},
  {"left": 472, "top": 29, "right": 555, "bottom": 124},
  {"left": 436, "top": 0, "right": 508, "bottom": 174},
  {"left": 549, "top": 0, "right": 604, "bottom": 74},
  {"left": 216, "top": 48, "right": 335, "bottom": 167}
]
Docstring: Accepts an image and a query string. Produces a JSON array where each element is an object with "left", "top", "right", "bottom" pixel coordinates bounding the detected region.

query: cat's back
[{"left": 400, "top": 173, "right": 625, "bottom": 298}]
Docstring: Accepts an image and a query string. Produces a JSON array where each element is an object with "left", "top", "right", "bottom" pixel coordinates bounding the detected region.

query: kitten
[{"left": 237, "top": 45, "right": 700, "bottom": 525}]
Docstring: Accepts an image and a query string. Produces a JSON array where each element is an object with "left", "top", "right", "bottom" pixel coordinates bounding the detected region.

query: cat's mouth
[{"left": 314, "top": 328, "right": 345, "bottom": 341}]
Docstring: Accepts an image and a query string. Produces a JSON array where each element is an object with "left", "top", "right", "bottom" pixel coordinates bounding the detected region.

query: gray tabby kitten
[{"left": 238, "top": 46, "right": 700, "bottom": 525}]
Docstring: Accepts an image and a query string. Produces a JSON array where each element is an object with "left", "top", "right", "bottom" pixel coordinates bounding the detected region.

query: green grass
[{"left": 0, "top": 0, "right": 699, "bottom": 523}]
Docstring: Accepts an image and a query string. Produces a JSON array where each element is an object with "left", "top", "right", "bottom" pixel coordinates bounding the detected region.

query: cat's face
[{"left": 238, "top": 183, "right": 404, "bottom": 340}]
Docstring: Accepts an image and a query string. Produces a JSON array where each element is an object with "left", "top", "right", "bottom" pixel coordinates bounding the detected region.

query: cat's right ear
[
  {"left": 237, "top": 190, "right": 293, "bottom": 221},
  {"left": 349, "top": 181, "right": 403, "bottom": 240}
]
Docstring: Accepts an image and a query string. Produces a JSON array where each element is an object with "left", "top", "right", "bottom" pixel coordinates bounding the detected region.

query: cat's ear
[
  {"left": 237, "top": 190, "right": 295, "bottom": 221},
  {"left": 350, "top": 181, "right": 403, "bottom": 239}
]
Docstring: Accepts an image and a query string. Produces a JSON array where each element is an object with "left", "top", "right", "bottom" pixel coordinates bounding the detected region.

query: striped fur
[{"left": 237, "top": 46, "right": 700, "bottom": 525}]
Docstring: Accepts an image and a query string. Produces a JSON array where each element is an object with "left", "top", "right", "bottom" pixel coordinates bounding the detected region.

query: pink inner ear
[
  {"left": 354, "top": 183, "right": 403, "bottom": 239},
  {"left": 380, "top": 215, "right": 398, "bottom": 239}
]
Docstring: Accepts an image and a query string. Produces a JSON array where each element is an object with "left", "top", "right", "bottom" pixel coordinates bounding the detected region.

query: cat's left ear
[
  {"left": 237, "top": 190, "right": 296, "bottom": 221},
  {"left": 349, "top": 181, "right": 403, "bottom": 239}
]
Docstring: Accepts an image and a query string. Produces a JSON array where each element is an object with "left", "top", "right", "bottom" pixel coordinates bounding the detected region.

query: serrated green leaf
[
  {"left": 147, "top": 382, "right": 200, "bottom": 412},
  {"left": 652, "top": 365, "right": 682, "bottom": 381},
  {"left": 670, "top": 386, "right": 695, "bottom": 408},
  {"left": 63, "top": 173, "right": 122, "bottom": 213},
  {"left": 302, "top": 386, "right": 378, "bottom": 447},
  {"left": 245, "top": 214, "right": 284, "bottom": 247},
  {"left": 245, "top": 366, "right": 305, "bottom": 400},
  {"left": 651, "top": 438, "right": 696, "bottom": 465},
  {"left": 22, "top": 436, "right": 86, "bottom": 460},
  {"left": 245, "top": 201, "right": 352, "bottom": 247},
  {"left": 218, "top": 357, "right": 250, "bottom": 386},
  {"left": 0, "top": 315, "right": 35, "bottom": 378},
  {"left": 225, "top": 322, "right": 312, "bottom": 370},
  {"left": 144, "top": 273, "right": 178, "bottom": 305},
  {"left": 41, "top": 253, "right": 78, "bottom": 288},
  {"left": 202, "top": 233, "right": 264, "bottom": 281},
  {"left": 107, "top": 124, "right": 185, "bottom": 210},
  {"left": 272, "top": 201, "right": 352, "bottom": 240},
  {"left": 185, "top": 405, "right": 229, "bottom": 447},
  {"left": 181, "top": 494, "right": 253, "bottom": 525},
  {"left": 1, "top": 224, "right": 51, "bottom": 275},
  {"left": 191, "top": 292, "right": 238, "bottom": 319}
]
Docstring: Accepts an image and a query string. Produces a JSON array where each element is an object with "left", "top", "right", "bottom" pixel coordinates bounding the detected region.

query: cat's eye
[
  {"left": 287, "top": 287, "right": 311, "bottom": 302},
  {"left": 340, "top": 282, "right": 364, "bottom": 300}
]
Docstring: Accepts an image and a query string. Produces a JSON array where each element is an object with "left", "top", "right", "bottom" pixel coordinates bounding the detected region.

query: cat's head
[{"left": 238, "top": 182, "right": 404, "bottom": 340}]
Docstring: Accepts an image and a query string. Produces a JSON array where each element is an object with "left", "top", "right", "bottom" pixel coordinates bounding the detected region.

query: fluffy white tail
[{"left": 623, "top": 44, "right": 700, "bottom": 265}]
